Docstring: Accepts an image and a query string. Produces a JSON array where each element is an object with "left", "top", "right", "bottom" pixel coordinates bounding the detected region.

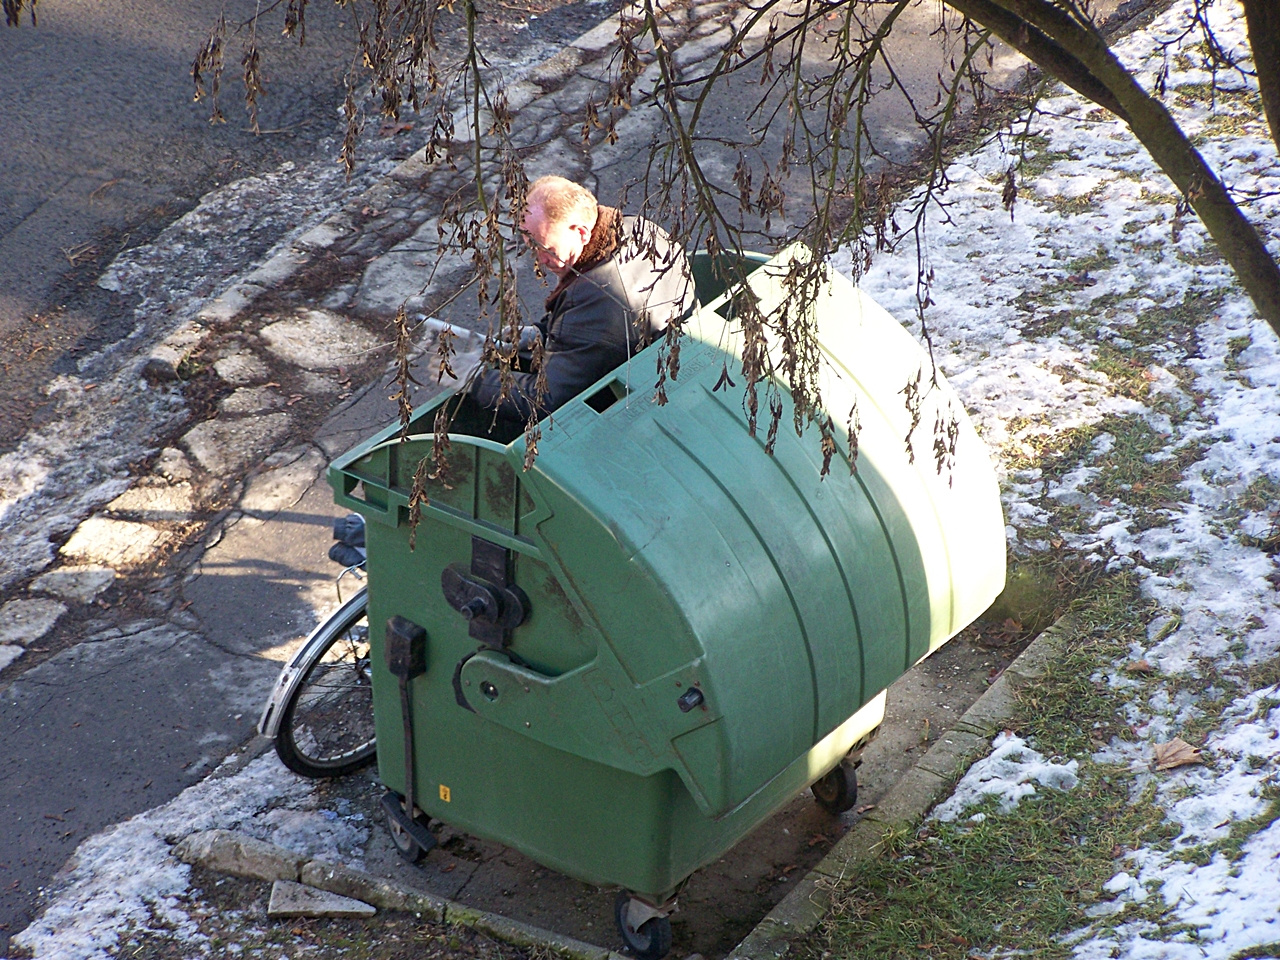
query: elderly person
[{"left": 469, "top": 176, "right": 696, "bottom": 427}]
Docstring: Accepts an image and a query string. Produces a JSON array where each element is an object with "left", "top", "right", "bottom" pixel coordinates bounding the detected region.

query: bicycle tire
[{"left": 275, "top": 589, "right": 377, "bottom": 778}]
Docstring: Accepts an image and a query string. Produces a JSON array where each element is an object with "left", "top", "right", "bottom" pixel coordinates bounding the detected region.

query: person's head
[{"left": 522, "top": 176, "right": 598, "bottom": 279}]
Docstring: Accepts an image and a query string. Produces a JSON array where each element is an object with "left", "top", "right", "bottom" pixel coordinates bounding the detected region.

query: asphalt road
[
  {"left": 0, "top": 0, "right": 359, "bottom": 449},
  {"left": 0, "top": 1, "right": 353, "bottom": 945}
]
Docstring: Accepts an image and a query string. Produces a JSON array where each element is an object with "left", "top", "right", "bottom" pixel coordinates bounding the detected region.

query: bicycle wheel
[{"left": 275, "top": 590, "right": 377, "bottom": 778}]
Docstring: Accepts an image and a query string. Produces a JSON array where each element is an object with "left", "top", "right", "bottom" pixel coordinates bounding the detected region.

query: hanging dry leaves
[{"left": 1152, "top": 737, "right": 1203, "bottom": 771}]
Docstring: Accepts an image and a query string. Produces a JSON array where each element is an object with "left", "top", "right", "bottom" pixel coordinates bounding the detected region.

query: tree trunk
[
  {"left": 1243, "top": 0, "right": 1280, "bottom": 158},
  {"left": 948, "top": 0, "right": 1280, "bottom": 337}
]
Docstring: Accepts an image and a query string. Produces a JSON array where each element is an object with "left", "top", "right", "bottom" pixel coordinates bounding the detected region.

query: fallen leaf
[
  {"left": 1153, "top": 737, "right": 1203, "bottom": 770},
  {"left": 1125, "top": 659, "right": 1155, "bottom": 674}
]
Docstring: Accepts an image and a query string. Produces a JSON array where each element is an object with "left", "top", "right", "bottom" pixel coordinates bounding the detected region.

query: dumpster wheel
[
  {"left": 812, "top": 758, "right": 859, "bottom": 814},
  {"left": 614, "top": 892, "right": 673, "bottom": 960},
  {"left": 386, "top": 807, "right": 429, "bottom": 863}
]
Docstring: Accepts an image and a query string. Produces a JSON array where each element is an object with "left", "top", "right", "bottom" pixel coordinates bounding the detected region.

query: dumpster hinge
[{"left": 441, "top": 536, "right": 530, "bottom": 648}]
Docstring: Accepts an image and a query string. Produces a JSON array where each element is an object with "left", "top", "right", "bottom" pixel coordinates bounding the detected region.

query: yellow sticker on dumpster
[{"left": 439, "top": 784, "right": 451, "bottom": 802}]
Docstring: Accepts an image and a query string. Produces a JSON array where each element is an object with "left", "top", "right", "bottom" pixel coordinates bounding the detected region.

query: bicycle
[{"left": 257, "top": 514, "right": 377, "bottom": 778}]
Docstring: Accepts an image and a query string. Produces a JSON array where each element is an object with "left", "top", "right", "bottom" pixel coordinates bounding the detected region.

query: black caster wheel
[
  {"left": 812, "top": 758, "right": 858, "bottom": 814},
  {"left": 615, "top": 892, "right": 673, "bottom": 960},
  {"left": 387, "top": 807, "right": 427, "bottom": 864}
]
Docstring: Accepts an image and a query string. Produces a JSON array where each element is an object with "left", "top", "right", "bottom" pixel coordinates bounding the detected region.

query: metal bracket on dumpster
[
  {"left": 385, "top": 616, "right": 429, "bottom": 840},
  {"left": 441, "top": 536, "right": 530, "bottom": 648},
  {"left": 624, "top": 894, "right": 678, "bottom": 927}
]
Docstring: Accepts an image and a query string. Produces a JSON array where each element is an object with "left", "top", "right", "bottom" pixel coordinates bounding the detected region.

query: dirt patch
[{"left": 106, "top": 864, "right": 537, "bottom": 960}]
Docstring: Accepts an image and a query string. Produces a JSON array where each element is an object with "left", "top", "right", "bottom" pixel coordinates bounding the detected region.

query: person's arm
[{"left": 470, "top": 277, "right": 630, "bottom": 422}]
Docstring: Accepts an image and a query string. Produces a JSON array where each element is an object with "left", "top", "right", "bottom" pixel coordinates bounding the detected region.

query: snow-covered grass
[{"left": 825, "top": 0, "right": 1280, "bottom": 957}]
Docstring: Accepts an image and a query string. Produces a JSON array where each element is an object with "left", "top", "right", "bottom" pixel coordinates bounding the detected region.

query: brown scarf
[{"left": 546, "top": 204, "right": 621, "bottom": 306}]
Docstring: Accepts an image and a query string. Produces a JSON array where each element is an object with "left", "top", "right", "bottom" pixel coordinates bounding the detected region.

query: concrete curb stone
[
  {"left": 177, "top": 829, "right": 627, "bottom": 960},
  {"left": 173, "top": 829, "right": 304, "bottom": 883}
]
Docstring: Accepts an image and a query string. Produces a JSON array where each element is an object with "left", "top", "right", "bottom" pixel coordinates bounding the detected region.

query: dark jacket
[{"left": 470, "top": 206, "right": 696, "bottom": 425}]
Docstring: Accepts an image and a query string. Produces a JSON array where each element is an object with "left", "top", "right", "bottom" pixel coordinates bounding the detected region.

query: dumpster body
[{"left": 329, "top": 247, "right": 1005, "bottom": 903}]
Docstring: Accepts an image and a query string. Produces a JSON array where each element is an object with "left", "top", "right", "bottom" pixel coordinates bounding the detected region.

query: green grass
[
  {"left": 1089, "top": 342, "right": 1152, "bottom": 399},
  {"left": 804, "top": 566, "right": 1260, "bottom": 960},
  {"left": 1076, "top": 415, "right": 1205, "bottom": 532},
  {"left": 1215, "top": 474, "right": 1280, "bottom": 553},
  {"left": 1083, "top": 416, "right": 1199, "bottom": 502},
  {"left": 1013, "top": 133, "right": 1076, "bottom": 178},
  {"left": 1020, "top": 569, "right": 1154, "bottom": 752},
  {"left": 1225, "top": 334, "right": 1253, "bottom": 371},
  {"left": 1139, "top": 185, "right": 1181, "bottom": 207},
  {"left": 1003, "top": 418, "right": 1103, "bottom": 478},
  {"left": 810, "top": 572, "right": 1180, "bottom": 960},
  {"left": 1042, "top": 193, "right": 1099, "bottom": 216},
  {"left": 813, "top": 769, "right": 1173, "bottom": 960},
  {"left": 1131, "top": 289, "right": 1223, "bottom": 356}
]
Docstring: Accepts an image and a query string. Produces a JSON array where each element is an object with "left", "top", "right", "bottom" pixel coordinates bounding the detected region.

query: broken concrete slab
[
  {"left": 267, "top": 880, "right": 377, "bottom": 919},
  {"left": 196, "top": 285, "right": 258, "bottom": 325},
  {"left": 259, "top": 309, "right": 383, "bottom": 372},
  {"left": 182, "top": 412, "right": 293, "bottom": 476},
  {"left": 105, "top": 479, "right": 195, "bottom": 523},
  {"left": 220, "top": 386, "right": 286, "bottom": 415},
  {"left": 353, "top": 251, "right": 433, "bottom": 317},
  {"left": 139, "top": 321, "right": 209, "bottom": 383},
  {"left": 527, "top": 47, "right": 585, "bottom": 85},
  {"left": 291, "top": 217, "right": 352, "bottom": 252},
  {"left": 0, "top": 598, "right": 67, "bottom": 646},
  {"left": 240, "top": 447, "right": 326, "bottom": 520},
  {"left": 213, "top": 352, "right": 270, "bottom": 386},
  {"left": 59, "top": 517, "right": 167, "bottom": 567},
  {"left": 353, "top": 227, "right": 474, "bottom": 318},
  {"left": 299, "top": 370, "right": 342, "bottom": 395},
  {"left": 29, "top": 565, "right": 117, "bottom": 603},
  {"left": 154, "top": 447, "right": 195, "bottom": 482},
  {"left": 173, "top": 829, "right": 303, "bottom": 883}
]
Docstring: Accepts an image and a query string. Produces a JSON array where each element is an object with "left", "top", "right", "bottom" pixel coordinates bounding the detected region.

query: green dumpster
[{"left": 329, "top": 245, "right": 1005, "bottom": 954}]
